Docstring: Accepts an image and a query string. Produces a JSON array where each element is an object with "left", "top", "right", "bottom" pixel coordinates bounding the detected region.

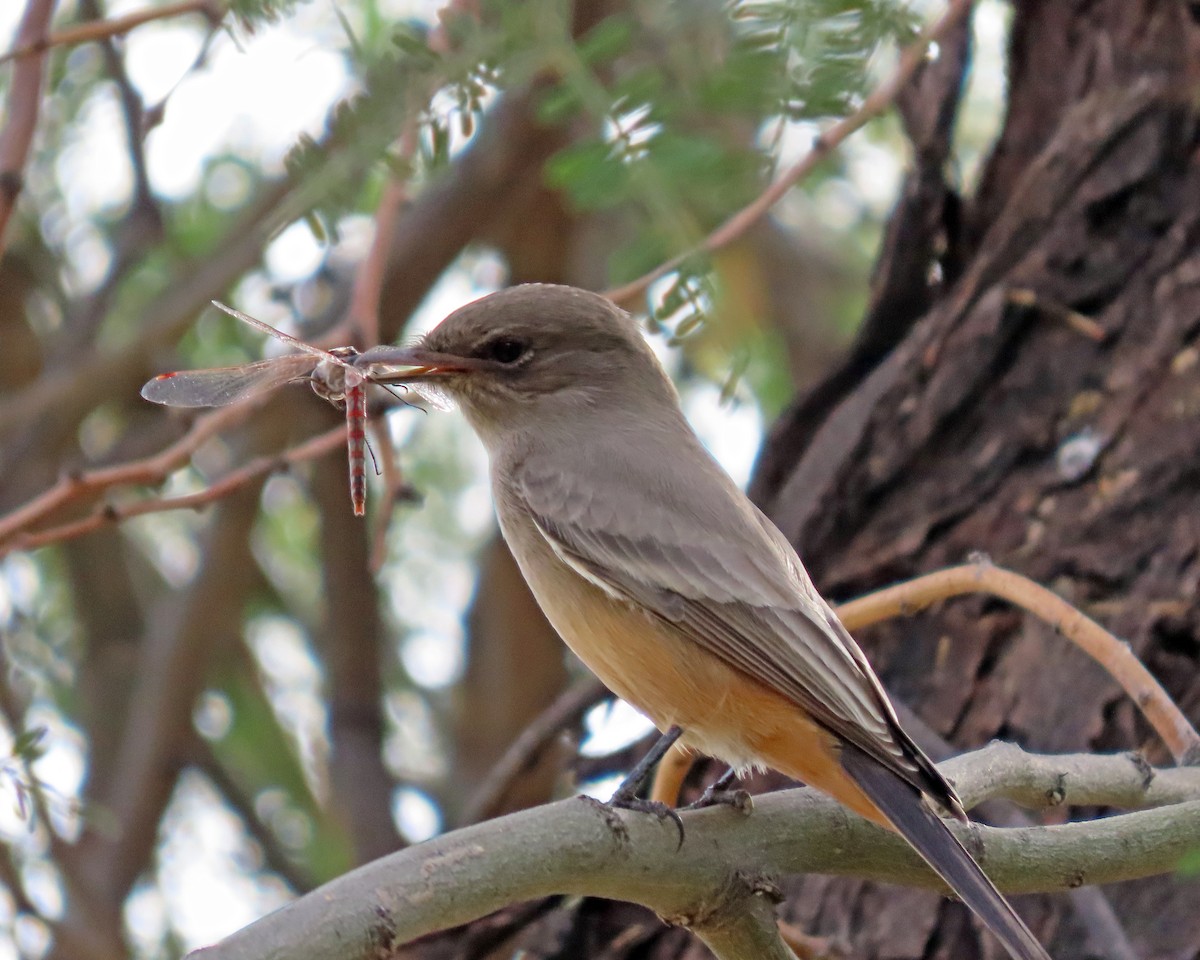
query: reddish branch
[
  {"left": 347, "top": 178, "right": 410, "bottom": 348},
  {"left": 0, "top": 0, "right": 223, "bottom": 67},
  {"left": 835, "top": 561, "right": 1200, "bottom": 766},
  {"left": 1, "top": 424, "right": 345, "bottom": 555},
  {"left": 603, "top": 0, "right": 975, "bottom": 309},
  {"left": 0, "top": 403, "right": 255, "bottom": 548},
  {"left": 0, "top": 0, "right": 58, "bottom": 257}
]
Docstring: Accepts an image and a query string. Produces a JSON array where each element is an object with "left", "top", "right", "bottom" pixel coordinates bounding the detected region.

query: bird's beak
[{"left": 356, "top": 346, "right": 488, "bottom": 382}]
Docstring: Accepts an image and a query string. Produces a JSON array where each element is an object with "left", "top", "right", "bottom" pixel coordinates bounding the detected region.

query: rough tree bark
[
  {"left": 419, "top": 2, "right": 1200, "bottom": 958},
  {"left": 753, "top": 3, "right": 1200, "bottom": 957}
]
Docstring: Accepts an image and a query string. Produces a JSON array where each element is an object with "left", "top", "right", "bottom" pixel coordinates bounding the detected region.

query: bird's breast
[{"left": 491, "top": 495, "right": 794, "bottom": 772}]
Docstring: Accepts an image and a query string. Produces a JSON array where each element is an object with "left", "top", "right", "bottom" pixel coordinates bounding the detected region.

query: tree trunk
[{"left": 751, "top": 2, "right": 1200, "bottom": 958}]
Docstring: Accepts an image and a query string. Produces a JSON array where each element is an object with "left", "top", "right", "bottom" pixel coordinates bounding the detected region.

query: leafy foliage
[{"left": 539, "top": 0, "right": 917, "bottom": 283}]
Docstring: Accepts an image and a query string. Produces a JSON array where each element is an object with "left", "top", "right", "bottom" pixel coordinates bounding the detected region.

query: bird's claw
[
  {"left": 606, "top": 794, "right": 685, "bottom": 848},
  {"left": 682, "top": 786, "right": 753, "bottom": 815}
]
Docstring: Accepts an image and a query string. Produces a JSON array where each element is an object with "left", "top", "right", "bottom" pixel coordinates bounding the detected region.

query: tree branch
[
  {"left": 189, "top": 745, "right": 1200, "bottom": 960},
  {"left": 602, "top": 0, "right": 974, "bottom": 309},
  {"left": 835, "top": 559, "right": 1200, "bottom": 765},
  {"left": 0, "top": 0, "right": 222, "bottom": 67},
  {"left": 0, "top": 422, "right": 345, "bottom": 556},
  {"left": 459, "top": 676, "right": 606, "bottom": 826}
]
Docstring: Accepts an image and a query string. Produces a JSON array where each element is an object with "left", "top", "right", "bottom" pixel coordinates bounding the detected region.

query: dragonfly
[{"left": 141, "top": 301, "right": 419, "bottom": 516}]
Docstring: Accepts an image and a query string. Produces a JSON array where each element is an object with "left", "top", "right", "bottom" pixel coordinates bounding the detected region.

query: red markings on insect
[{"left": 140, "top": 301, "right": 411, "bottom": 516}]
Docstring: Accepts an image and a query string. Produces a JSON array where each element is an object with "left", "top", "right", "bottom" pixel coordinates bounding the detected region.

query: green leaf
[
  {"left": 12, "top": 727, "right": 47, "bottom": 762},
  {"left": 544, "top": 142, "right": 630, "bottom": 211},
  {"left": 577, "top": 15, "right": 634, "bottom": 65},
  {"left": 536, "top": 83, "right": 585, "bottom": 125}
]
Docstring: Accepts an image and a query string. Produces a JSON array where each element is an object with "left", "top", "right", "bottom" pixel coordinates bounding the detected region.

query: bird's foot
[
  {"left": 605, "top": 790, "right": 685, "bottom": 848},
  {"left": 679, "top": 767, "right": 752, "bottom": 814},
  {"left": 683, "top": 784, "right": 753, "bottom": 815}
]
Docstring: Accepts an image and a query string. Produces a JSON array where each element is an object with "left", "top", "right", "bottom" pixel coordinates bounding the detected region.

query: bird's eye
[{"left": 480, "top": 337, "right": 527, "bottom": 364}]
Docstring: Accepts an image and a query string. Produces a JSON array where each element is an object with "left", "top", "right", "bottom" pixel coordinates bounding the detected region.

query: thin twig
[
  {"left": 0, "top": 0, "right": 223, "bottom": 67},
  {"left": 189, "top": 736, "right": 316, "bottom": 895},
  {"left": 0, "top": 425, "right": 344, "bottom": 556},
  {"left": 0, "top": 403, "right": 254, "bottom": 546},
  {"left": 347, "top": 173, "right": 410, "bottom": 349},
  {"left": 344, "top": 0, "right": 476, "bottom": 347},
  {"left": 366, "top": 419, "right": 421, "bottom": 572},
  {"left": 459, "top": 676, "right": 607, "bottom": 825},
  {"left": 1007, "top": 287, "right": 1107, "bottom": 342},
  {"left": 602, "top": 0, "right": 974, "bottom": 309},
  {"left": 835, "top": 560, "right": 1200, "bottom": 765}
]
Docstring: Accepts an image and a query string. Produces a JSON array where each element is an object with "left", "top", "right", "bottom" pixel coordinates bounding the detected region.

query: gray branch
[{"left": 190, "top": 745, "right": 1200, "bottom": 960}]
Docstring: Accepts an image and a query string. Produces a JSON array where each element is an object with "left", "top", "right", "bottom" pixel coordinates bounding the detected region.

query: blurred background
[{"left": 2, "top": 1, "right": 1198, "bottom": 959}]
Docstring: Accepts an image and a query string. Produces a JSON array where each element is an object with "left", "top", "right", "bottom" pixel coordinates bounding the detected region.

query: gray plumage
[{"left": 370, "top": 284, "right": 1050, "bottom": 960}]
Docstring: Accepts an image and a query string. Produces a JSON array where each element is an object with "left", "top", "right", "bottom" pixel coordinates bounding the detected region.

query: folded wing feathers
[{"left": 528, "top": 503, "right": 928, "bottom": 789}]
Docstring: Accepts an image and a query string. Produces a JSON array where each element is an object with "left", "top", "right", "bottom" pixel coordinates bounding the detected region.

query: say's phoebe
[{"left": 372, "top": 284, "right": 1050, "bottom": 960}]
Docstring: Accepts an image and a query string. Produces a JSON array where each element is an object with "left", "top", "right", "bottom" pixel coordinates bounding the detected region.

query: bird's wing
[{"left": 513, "top": 449, "right": 951, "bottom": 801}]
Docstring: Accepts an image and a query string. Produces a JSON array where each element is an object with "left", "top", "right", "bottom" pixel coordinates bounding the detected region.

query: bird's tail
[{"left": 839, "top": 744, "right": 1052, "bottom": 960}]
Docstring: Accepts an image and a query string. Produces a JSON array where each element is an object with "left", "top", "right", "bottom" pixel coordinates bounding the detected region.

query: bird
[{"left": 372, "top": 283, "right": 1051, "bottom": 960}]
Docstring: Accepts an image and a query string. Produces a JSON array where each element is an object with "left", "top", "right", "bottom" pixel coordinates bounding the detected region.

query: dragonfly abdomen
[{"left": 345, "top": 380, "right": 368, "bottom": 516}]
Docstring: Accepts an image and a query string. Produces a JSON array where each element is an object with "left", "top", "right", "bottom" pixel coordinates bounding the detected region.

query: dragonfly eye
[{"left": 310, "top": 363, "right": 348, "bottom": 404}]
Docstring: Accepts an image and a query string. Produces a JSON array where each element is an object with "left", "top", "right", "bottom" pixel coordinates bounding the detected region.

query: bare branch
[
  {"left": 0, "top": 0, "right": 223, "bottom": 67},
  {"left": 602, "top": 0, "right": 974, "bottom": 309},
  {"left": 460, "top": 676, "right": 606, "bottom": 825},
  {"left": 188, "top": 745, "right": 1200, "bottom": 960},
  {"left": 0, "top": 421, "right": 345, "bottom": 556},
  {"left": 190, "top": 737, "right": 316, "bottom": 895},
  {"left": 835, "top": 560, "right": 1200, "bottom": 765}
]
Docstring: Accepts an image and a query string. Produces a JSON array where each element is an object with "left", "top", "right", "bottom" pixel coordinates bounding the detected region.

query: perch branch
[{"left": 189, "top": 745, "right": 1200, "bottom": 960}]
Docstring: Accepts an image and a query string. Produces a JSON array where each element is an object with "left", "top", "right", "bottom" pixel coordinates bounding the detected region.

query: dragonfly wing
[
  {"left": 140, "top": 356, "right": 315, "bottom": 407},
  {"left": 209, "top": 301, "right": 356, "bottom": 370}
]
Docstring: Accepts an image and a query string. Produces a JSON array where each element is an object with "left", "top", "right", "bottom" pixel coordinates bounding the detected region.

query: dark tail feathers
[{"left": 840, "top": 744, "right": 1051, "bottom": 960}]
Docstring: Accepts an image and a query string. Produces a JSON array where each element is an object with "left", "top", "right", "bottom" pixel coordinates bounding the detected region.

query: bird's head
[{"left": 370, "top": 284, "right": 680, "bottom": 445}]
